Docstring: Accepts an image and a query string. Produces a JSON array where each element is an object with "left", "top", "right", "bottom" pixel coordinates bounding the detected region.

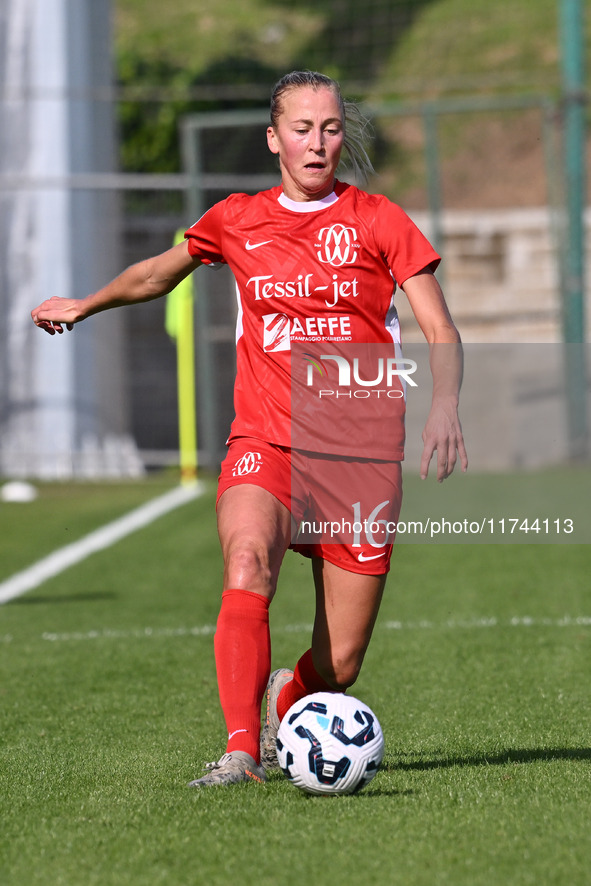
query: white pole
[{"left": 0, "top": 0, "right": 139, "bottom": 478}]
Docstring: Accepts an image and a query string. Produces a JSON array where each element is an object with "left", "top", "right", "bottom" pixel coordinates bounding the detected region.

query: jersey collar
[{"left": 277, "top": 190, "right": 339, "bottom": 213}]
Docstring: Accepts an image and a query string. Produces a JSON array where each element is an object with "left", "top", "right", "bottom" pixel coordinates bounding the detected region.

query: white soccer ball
[
  {"left": 1, "top": 481, "right": 38, "bottom": 503},
  {"left": 276, "top": 691, "right": 384, "bottom": 795}
]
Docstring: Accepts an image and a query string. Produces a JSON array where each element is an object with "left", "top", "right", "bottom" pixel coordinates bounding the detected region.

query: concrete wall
[
  {"left": 402, "top": 207, "right": 591, "bottom": 344},
  {"left": 401, "top": 208, "right": 590, "bottom": 472}
]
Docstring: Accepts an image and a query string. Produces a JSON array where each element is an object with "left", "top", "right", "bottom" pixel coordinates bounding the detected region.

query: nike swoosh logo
[
  {"left": 358, "top": 551, "right": 386, "bottom": 562},
  {"left": 245, "top": 239, "right": 273, "bottom": 250},
  {"left": 228, "top": 728, "right": 248, "bottom": 740}
]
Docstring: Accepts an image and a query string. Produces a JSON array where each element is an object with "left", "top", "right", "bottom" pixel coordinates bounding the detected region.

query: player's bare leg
[
  {"left": 217, "top": 483, "right": 293, "bottom": 599},
  {"left": 261, "top": 558, "right": 386, "bottom": 771},
  {"left": 190, "top": 485, "right": 292, "bottom": 787},
  {"left": 309, "top": 557, "right": 386, "bottom": 690}
]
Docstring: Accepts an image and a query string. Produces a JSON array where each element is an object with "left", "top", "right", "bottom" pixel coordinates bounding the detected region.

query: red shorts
[{"left": 217, "top": 437, "right": 402, "bottom": 575}]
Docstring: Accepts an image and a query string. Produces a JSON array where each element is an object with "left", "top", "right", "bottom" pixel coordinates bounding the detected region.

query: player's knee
[
  {"left": 316, "top": 652, "right": 362, "bottom": 692},
  {"left": 332, "top": 663, "right": 361, "bottom": 691},
  {"left": 224, "top": 542, "right": 273, "bottom": 592}
]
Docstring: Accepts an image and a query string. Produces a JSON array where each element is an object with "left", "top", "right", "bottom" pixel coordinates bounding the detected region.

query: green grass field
[{"left": 1, "top": 473, "right": 590, "bottom": 886}]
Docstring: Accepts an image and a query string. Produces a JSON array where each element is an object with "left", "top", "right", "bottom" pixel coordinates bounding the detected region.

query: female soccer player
[{"left": 31, "top": 71, "right": 467, "bottom": 787}]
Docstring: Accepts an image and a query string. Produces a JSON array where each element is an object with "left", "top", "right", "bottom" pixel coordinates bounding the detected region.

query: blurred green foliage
[{"left": 114, "top": 0, "right": 587, "bottom": 180}]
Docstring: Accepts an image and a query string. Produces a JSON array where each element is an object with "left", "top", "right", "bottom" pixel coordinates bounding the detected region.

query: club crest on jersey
[
  {"left": 232, "top": 452, "right": 263, "bottom": 476},
  {"left": 316, "top": 224, "right": 359, "bottom": 267}
]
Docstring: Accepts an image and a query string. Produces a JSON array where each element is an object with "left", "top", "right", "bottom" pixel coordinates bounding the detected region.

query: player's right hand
[{"left": 31, "top": 296, "right": 81, "bottom": 334}]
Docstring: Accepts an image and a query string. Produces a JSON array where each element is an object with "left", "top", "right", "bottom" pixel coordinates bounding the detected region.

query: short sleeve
[
  {"left": 373, "top": 200, "right": 440, "bottom": 286},
  {"left": 184, "top": 200, "right": 227, "bottom": 266}
]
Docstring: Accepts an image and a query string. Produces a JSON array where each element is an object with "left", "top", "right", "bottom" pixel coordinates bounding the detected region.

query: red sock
[
  {"left": 276, "top": 648, "right": 334, "bottom": 721},
  {"left": 214, "top": 589, "right": 271, "bottom": 763}
]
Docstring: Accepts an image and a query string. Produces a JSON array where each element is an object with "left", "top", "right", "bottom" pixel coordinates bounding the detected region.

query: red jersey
[{"left": 184, "top": 180, "right": 439, "bottom": 459}]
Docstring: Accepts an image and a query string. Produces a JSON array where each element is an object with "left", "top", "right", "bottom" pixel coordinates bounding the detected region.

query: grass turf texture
[{"left": 1, "top": 474, "right": 590, "bottom": 886}]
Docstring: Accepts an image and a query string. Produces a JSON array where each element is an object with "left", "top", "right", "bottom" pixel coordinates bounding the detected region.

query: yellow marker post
[{"left": 166, "top": 230, "right": 197, "bottom": 486}]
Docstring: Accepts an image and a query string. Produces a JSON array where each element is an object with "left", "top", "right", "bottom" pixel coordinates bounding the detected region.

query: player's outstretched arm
[
  {"left": 31, "top": 240, "right": 201, "bottom": 335},
  {"left": 401, "top": 269, "right": 468, "bottom": 482}
]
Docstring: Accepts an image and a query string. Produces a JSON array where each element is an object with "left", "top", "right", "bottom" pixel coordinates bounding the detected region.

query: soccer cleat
[
  {"left": 260, "top": 668, "right": 294, "bottom": 771},
  {"left": 188, "top": 751, "right": 266, "bottom": 788}
]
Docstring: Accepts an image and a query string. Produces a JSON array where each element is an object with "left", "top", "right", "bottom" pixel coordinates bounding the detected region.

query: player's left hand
[{"left": 420, "top": 398, "right": 468, "bottom": 482}]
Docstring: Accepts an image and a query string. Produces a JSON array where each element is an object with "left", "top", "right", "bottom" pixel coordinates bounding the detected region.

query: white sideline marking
[
  {"left": 0, "top": 483, "right": 204, "bottom": 605},
  {"left": 384, "top": 616, "right": 591, "bottom": 630}
]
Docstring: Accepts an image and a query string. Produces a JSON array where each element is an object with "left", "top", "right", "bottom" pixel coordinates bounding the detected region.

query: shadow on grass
[
  {"left": 383, "top": 747, "right": 591, "bottom": 771},
  {"left": 266, "top": 769, "right": 415, "bottom": 798},
  {"left": 292, "top": 787, "right": 416, "bottom": 800}
]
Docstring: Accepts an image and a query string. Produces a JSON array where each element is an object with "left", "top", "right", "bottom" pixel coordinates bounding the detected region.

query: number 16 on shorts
[{"left": 351, "top": 500, "right": 395, "bottom": 549}]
